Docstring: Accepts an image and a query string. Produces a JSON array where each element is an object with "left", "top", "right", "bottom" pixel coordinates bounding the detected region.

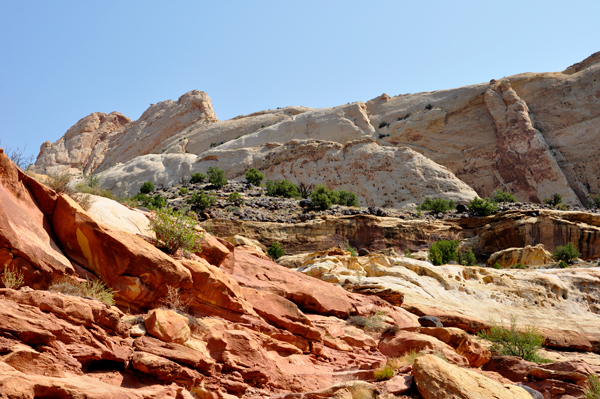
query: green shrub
[
  {"left": 558, "top": 260, "right": 569, "bottom": 268},
  {"left": 245, "top": 168, "right": 264, "bottom": 186},
  {"left": 417, "top": 197, "right": 456, "bottom": 213},
  {"left": 428, "top": 240, "right": 459, "bottom": 265},
  {"left": 457, "top": 248, "right": 476, "bottom": 266},
  {"left": 132, "top": 193, "right": 166, "bottom": 210},
  {"left": 265, "top": 179, "right": 301, "bottom": 199},
  {"left": 373, "top": 365, "right": 394, "bottom": 381},
  {"left": 404, "top": 248, "right": 413, "bottom": 258},
  {"left": 337, "top": 190, "right": 359, "bottom": 207},
  {"left": 49, "top": 276, "right": 115, "bottom": 306},
  {"left": 188, "top": 190, "right": 217, "bottom": 210},
  {"left": 75, "top": 182, "right": 116, "bottom": 200},
  {"left": 491, "top": 190, "right": 517, "bottom": 203},
  {"left": 584, "top": 374, "right": 600, "bottom": 399},
  {"left": 207, "top": 166, "right": 227, "bottom": 188},
  {"left": 469, "top": 197, "right": 499, "bottom": 216},
  {"left": 228, "top": 192, "right": 244, "bottom": 206},
  {"left": 225, "top": 205, "right": 241, "bottom": 213},
  {"left": 478, "top": 316, "right": 547, "bottom": 363},
  {"left": 425, "top": 103, "right": 433, "bottom": 110},
  {"left": 267, "top": 242, "right": 284, "bottom": 260},
  {"left": 544, "top": 193, "right": 563, "bottom": 207},
  {"left": 179, "top": 187, "right": 189, "bottom": 195},
  {"left": 1, "top": 266, "right": 25, "bottom": 289},
  {"left": 587, "top": 194, "right": 600, "bottom": 209},
  {"left": 190, "top": 173, "right": 206, "bottom": 184},
  {"left": 140, "top": 181, "right": 154, "bottom": 194},
  {"left": 552, "top": 242, "right": 579, "bottom": 263},
  {"left": 512, "top": 262, "right": 527, "bottom": 269},
  {"left": 149, "top": 207, "right": 203, "bottom": 254},
  {"left": 311, "top": 184, "right": 335, "bottom": 210},
  {"left": 345, "top": 240, "right": 357, "bottom": 257},
  {"left": 493, "top": 262, "right": 502, "bottom": 269}
]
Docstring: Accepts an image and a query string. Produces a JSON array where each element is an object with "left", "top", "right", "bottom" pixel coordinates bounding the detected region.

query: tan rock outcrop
[
  {"left": 145, "top": 309, "right": 191, "bottom": 344},
  {"left": 379, "top": 331, "right": 469, "bottom": 367},
  {"left": 487, "top": 244, "right": 554, "bottom": 268},
  {"left": 413, "top": 354, "right": 532, "bottom": 399}
]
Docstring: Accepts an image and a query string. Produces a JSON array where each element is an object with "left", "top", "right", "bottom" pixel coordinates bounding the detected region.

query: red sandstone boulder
[
  {"left": 417, "top": 327, "right": 491, "bottom": 367},
  {"left": 145, "top": 309, "right": 191, "bottom": 344}
]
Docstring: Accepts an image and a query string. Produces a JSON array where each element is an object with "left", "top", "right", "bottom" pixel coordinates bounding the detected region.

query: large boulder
[
  {"left": 413, "top": 354, "right": 533, "bottom": 399},
  {"left": 486, "top": 244, "right": 554, "bottom": 268},
  {"left": 145, "top": 309, "right": 191, "bottom": 344},
  {"left": 379, "top": 331, "right": 469, "bottom": 367}
]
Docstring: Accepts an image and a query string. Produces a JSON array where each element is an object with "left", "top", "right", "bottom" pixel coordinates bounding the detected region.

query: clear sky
[{"left": 1, "top": 1, "right": 599, "bottom": 160}]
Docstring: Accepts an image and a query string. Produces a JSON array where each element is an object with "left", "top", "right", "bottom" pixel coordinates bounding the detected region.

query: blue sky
[{"left": 1, "top": 1, "right": 599, "bottom": 159}]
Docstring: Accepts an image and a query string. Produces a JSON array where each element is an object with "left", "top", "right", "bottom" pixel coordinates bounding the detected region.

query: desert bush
[
  {"left": 228, "top": 192, "right": 244, "bottom": 206},
  {"left": 71, "top": 192, "right": 94, "bottom": 211},
  {"left": 559, "top": 260, "right": 569, "bottom": 268},
  {"left": 425, "top": 103, "right": 433, "bottom": 110},
  {"left": 75, "top": 182, "right": 116, "bottom": 200},
  {"left": 478, "top": 316, "right": 547, "bottom": 362},
  {"left": 587, "top": 194, "right": 600, "bottom": 209},
  {"left": 297, "top": 182, "right": 314, "bottom": 199},
  {"left": 265, "top": 179, "right": 301, "bottom": 199},
  {"left": 84, "top": 173, "right": 101, "bottom": 188},
  {"left": 457, "top": 248, "right": 476, "bottom": 266},
  {"left": 512, "top": 262, "right": 527, "bottom": 269},
  {"left": 187, "top": 190, "right": 217, "bottom": 210},
  {"left": 45, "top": 172, "right": 73, "bottom": 193},
  {"left": 207, "top": 166, "right": 227, "bottom": 188},
  {"left": 179, "top": 187, "right": 189, "bottom": 195},
  {"left": 388, "top": 350, "right": 423, "bottom": 368},
  {"left": 347, "top": 315, "right": 368, "bottom": 328},
  {"left": 1, "top": 142, "right": 35, "bottom": 170},
  {"left": 552, "top": 242, "right": 579, "bottom": 263},
  {"left": 373, "top": 365, "right": 394, "bottom": 381},
  {"left": 133, "top": 193, "right": 166, "bottom": 210},
  {"left": 491, "top": 190, "right": 517, "bottom": 203},
  {"left": 493, "top": 262, "right": 502, "bottom": 269},
  {"left": 225, "top": 205, "right": 241, "bottom": 213},
  {"left": 469, "top": 197, "right": 499, "bottom": 216},
  {"left": 190, "top": 173, "right": 206, "bottom": 184},
  {"left": 160, "top": 285, "right": 191, "bottom": 313},
  {"left": 417, "top": 197, "right": 456, "bottom": 213},
  {"left": 149, "top": 207, "right": 203, "bottom": 254},
  {"left": 584, "top": 374, "right": 600, "bottom": 399},
  {"left": 337, "top": 190, "right": 359, "bottom": 207},
  {"left": 245, "top": 168, "right": 264, "bottom": 186},
  {"left": 140, "top": 181, "right": 154, "bottom": 194},
  {"left": 1, "top": 266, "right": 25, "bottom": 289},
  {"left": 49, "top": 276, "right": 115, "bottom": 306},
  {"left": 428, "top": 240, "right": 459, "bottom": 266},
  {"left": 310, "top": 184, "right": 335, "bottom": 210},
  {"left": 404, "top": 248, "right": 413, "bottom": 258},
  {"left": 544, "top": 193, "right": 563, "bottom": 207},
  {"left": 378, "top": 121, "right": 390, "bottom": 129},
  {"left": 267, "top": 242, "right": 284, "bottom": 260},
  {"left": 346, "top": 315, "right": 385, "bottom": 332},
  {"left": 345, "top": 240, "right": 357, "bottom": 257}
]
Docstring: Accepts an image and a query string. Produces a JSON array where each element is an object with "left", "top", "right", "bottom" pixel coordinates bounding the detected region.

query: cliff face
[{"left": 33, "top": 52, "right": 600, "bottom": 206}]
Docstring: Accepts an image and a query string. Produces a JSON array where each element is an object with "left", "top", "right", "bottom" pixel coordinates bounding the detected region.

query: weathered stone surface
[
  {"left": 486, "top": 244, "right": 554, "bottom": 268},
  {"left": 413, "top": 354, "right": 532, "bottom": 399},
  {"left": 133, "top": 335, "right": 216, "bottom": 374},
  {"left": 483, "top": 355, "right": 536, "bottom": 383},
  {"left": 86, "top": 195, "right": 154, "bottom": 237},
  {"left": 99, "top": 139, "right": 478, "bottom": 207},
  {"left": 0, "top": 149, "right": 74, "bottom": 289},
  {"left": 379, "top": 331, "right": 469, "bottom": 367},
  {"left": 417, "top": 327, "right": 491, "bottom": 367},
  {"left": 385, "top": 374, "right": 413, "bottom": 395},
  {"left": 129, "top": 351, "right": 203, "bottom": 388},
  {"left": 145, "top": 309, "right": 191, "bottom": 344}
]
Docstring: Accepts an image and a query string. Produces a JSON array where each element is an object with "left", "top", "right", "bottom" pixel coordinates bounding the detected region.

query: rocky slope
[
  {"left": 7, "top": 146, "right": 600, "bottom": 397},
  {"left": 98, "top": 139, "right": 478, "bottom": 207},
  {"left": 32, "top": 52, "right": 600, "bottom": 207}
]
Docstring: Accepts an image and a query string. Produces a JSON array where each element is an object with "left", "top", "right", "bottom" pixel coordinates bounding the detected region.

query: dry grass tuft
[
  {"left": 1, "top": 266, "right": 25, "bottom": 289},
  {"left": 49, "top": 276, "right": 115, "bottom": 306}
]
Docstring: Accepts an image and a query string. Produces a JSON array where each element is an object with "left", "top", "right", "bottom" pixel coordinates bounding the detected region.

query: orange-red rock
[{"left": 145, "top": 309, "right": 191, "bottom": 344}]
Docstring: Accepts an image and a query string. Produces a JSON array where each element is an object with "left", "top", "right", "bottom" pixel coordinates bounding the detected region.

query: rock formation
[
  {"left": 32, "top": 52, "right": 600, "bottom": 206},
  {"left": 98, "top": 139, "right": 478, "bottom": 207}
]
